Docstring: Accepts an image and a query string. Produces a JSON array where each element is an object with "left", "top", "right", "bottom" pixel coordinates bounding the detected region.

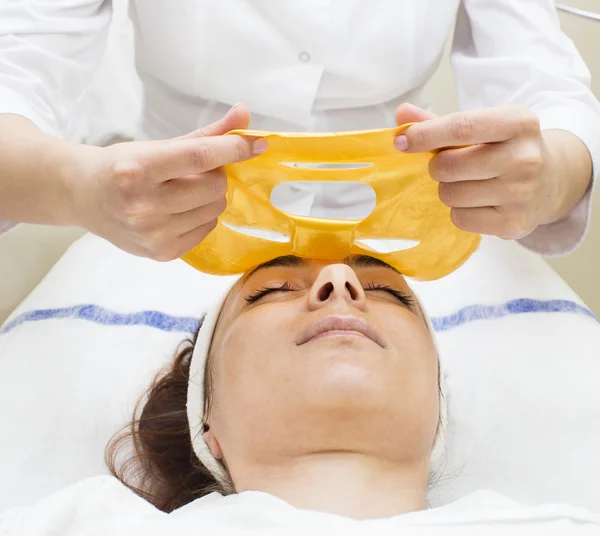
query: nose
[{"left": 308, "top": 264, "right": 366, "bottom": 311}]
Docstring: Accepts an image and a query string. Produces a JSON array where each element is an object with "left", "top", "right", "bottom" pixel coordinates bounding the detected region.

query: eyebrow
[
  {"left": 242, "top": 254, "right": 401, "bottom": 282},
  {"left": 349, "top": 254, "right": 402, "bottom": 275},
  {"left": 242, "top": 255, "right": 308, "bottom": 282}
]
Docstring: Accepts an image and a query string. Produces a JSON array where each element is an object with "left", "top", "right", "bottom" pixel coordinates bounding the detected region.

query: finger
[
  {"left": 452, "top": 206, "right": 534, "bottom": 240},
  {"left": 175, "top": 219, "right": 220, "bottom": 258},
  {"left": 451, "top": 206, "right": 505, "bottom": 236},
  {"left": 176, "top": 102, "right": 251, "bottom": 140},
  {"left": 158, "top": 169, "right": 227, "bottom": 213},
  {"left": 438, "top": 179, "right": 515, "bottom": 209},
  {"left": 142, "top": 218, "right": 219, "bottom": 262},
  {"left": 146, "top": 134, "right": 264, "bottom": 179},
  {"left": 395, "top": 102, "right": 438, "bottom": 126},
  {"left": 169, "top": 197, "right": 227, "bottom": 236},
  {"left": 399, "top": 107, "right": 540, "bottom": 153},
  {"left": 429, "top": 143, "right": 512, "bottom": 183}
]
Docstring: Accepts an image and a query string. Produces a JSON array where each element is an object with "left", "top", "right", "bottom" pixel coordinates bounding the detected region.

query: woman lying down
[{"left": 2, "top": 255, "right": 599, "bottom": 534}]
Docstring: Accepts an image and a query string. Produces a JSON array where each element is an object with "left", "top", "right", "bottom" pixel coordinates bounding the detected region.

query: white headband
[
  {"left": 187, "top": 278, "right": 239, "bottom": 487},
  {"left": 186, "top": 280, "right": 448, "bottom": 487}
]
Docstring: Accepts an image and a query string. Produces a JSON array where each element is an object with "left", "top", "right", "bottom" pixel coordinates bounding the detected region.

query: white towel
[{"left": 1, "top": 475, "right": 599, "bottom": 535}]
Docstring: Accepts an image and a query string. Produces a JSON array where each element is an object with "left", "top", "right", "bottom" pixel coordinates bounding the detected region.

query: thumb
[
  {"left": 178, "top": 102, "right": 251, "bottom": 140},
  {"left": 395, "top": 102, "right": 437, "bottom": 127}
]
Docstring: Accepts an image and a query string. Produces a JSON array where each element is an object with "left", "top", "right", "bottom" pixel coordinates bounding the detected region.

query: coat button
[{"left": 299, "top": 51, "right": 311, "bottom": 63}]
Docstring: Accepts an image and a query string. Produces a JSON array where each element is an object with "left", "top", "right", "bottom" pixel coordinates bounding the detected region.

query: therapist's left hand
[{"left": 394, "top": 103, "right": 592, "bottom": 240}]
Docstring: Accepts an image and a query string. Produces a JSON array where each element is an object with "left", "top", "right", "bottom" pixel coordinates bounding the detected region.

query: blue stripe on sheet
[
  {"left": 0, "top": 299, "right": 596, "bottom": 337},
  {"left": 431, "top": 298, "right": 596, "bottom": 332},
  {"left": 0, "top": 305, "right": 202, "bottom": 336}
]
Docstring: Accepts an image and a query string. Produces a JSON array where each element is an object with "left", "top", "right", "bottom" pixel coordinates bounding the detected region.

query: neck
[{"left": 236, "top": 452, "right": 429, "bottom": 519}]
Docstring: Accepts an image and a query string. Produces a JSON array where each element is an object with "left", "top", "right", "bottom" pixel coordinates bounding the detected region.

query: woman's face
[{"left": 203, "top": 255, "right": 440, "bottom": 480}]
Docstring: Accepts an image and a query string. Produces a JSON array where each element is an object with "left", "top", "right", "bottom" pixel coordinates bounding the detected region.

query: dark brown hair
[{"left": 105, "top": 335, "right": 228, "bottom": 513}]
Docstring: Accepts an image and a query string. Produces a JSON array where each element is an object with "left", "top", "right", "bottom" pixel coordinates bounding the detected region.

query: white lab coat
[{"left": 0, "top": 0, "right": 599, "bottom": 253}]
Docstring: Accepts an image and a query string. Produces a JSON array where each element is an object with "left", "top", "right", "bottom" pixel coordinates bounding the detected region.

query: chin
[
  {"left": 295, "top": 336, "right": 389, "bottom": 405},
  {"left": 309, "top": 354, "right": 387, "bottom": 411}
]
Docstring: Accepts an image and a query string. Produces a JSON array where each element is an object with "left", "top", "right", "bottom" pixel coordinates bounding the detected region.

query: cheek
[
  {"left": 385, "top": 311, "right": 437, "bottom": 361},
  {"left": 208, "top": 307, "right": 296, "bottom": 426},
  {"left": 384, "top": 314, "right": 440, "bottom": 411}
]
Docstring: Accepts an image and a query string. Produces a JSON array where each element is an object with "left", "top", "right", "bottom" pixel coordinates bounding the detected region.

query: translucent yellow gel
[{"left": 181, "top": 126, "right": 480, "bottom": 280}]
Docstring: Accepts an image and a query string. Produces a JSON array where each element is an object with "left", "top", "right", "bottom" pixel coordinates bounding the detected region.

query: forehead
[{"left": 242, "top": 254, "right": 403, "bottom": 283}]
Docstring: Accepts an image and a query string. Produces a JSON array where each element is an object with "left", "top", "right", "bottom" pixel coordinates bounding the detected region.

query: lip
[{"left": 296, "top": 315, "right": 386, "bottom": 348}]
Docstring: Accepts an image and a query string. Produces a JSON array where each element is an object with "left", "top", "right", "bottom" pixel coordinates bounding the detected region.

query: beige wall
[
  {"left": 0, "top": 225, "right": 85, "bottom": 322},
  {"left": 427, "top": 0, "right": 600, "bottom": 314},
  {"left": 549, "top": 1, "right": 600, "bottom": 314}
]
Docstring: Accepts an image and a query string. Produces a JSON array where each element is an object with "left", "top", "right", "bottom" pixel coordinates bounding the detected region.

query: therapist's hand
[
  {"left": 394, "top": 103, "right": 592, "bottom": 240},
  {"left": 74, "top": 103, "right": 266, "bottom": 261}
]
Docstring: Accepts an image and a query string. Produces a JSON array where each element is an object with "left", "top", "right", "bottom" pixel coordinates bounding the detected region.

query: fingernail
[
  {"left": 394, "top": 135, "right": 408, "bottom": 151},
  {"left": 253, "top": 138, "right": 268, "bottom": 155},
  {"left": 226, "top": 102, "right": 242, "bottom": 116}
]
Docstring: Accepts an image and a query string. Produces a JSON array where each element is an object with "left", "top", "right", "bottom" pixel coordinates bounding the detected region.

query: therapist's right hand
[{"left": 75, "top": 103, "right": 266, "bottom": 261}]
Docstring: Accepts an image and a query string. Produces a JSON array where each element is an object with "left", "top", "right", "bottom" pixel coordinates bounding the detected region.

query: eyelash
[
  {"left": 244, "top": 281, "right": 413, "bottom": 307},
  {"left": 364, "top": 283, "right": 414, "bottom": 308},
  {"left": 245, "top": 282, "right": 296, "bottom": 303}
]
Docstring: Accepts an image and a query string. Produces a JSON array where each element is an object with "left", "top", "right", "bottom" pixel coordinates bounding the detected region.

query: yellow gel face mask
[{"left": 181, "top": 126, "right": 480, "bottom": 280}]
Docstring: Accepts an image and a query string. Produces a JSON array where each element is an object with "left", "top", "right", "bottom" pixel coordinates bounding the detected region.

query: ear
[{"left": 203, "top": 427, "right": 224, "bottom": 460}]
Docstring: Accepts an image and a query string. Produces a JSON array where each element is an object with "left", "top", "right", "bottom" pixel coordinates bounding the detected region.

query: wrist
[
  {"left": 59, "top": 142, "right": 104, "bottom": 229},
  {"left": 540, "top": 130, "right": 592, "bottom": 225}
]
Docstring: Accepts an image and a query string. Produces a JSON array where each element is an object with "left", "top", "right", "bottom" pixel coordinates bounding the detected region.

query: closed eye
[
  {"left": 245, "top": 281, "right": 414, "bottom": 308},
  {"left": 244, "top": 282, "right": 296, "bottom": 303},
  {"left": 364, "top": 283, "right": 414, "bottom": 308}
]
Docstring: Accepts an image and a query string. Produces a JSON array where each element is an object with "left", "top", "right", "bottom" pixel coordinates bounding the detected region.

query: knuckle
[
  {"left": 176, "top": 222, "right": 217, "bottom": 259},
  {"left": 517, "top": 145, "right": 543, "bottom": 173},
  {"left": 497, "top": 227, "right": 517, "bottom": 240},
  {"left": 214, "top": 197, "right": 227, "bottom": 215},
  {"left": 197, "top": 219, "right": 218, "bottom": 239},
  {"left": 147, "top": 239, "right": 179, "bottom": 262},
  {"left": 213, "top": 173, "right": 228, "bottom": 198},
  {"left": 123, "top": 203, "right": 156, "bottom": 233},
  {"left": 432, "top": 152, "right": 458, "bottom": 180},
  {"left": 188, "top": 142, "right": 216, "bottom": 170},
  {"left": 206, "top": 218, "right": 219, "bottom": 232},
  {"left": 147, "top": 250, "right": 166, "bottom": 262},
  {"left": 111, "top": 161, "right": 152, "bottom": 215},
  {"left": 450, "top": 208, "right": 469, "bottom": 230},
  {"left": 517, "top": 109, "right": 540, "bottom": 133},
  {"left": 410, "top": 125, "right": 429, "bottom": 149},
  {"left": 499, "top": 212, "right": 531, "bottom": 240},
  {"left": 437, "top": 182, "right": 456, "bottom": 206},
  {"left": 150, "top": 251, "right": 177, "bottom": 262},
  {"left": 450, "top": 114, "right": 476, "bottom": 142},
  {"left": 233, "top": 136, "right": 250, "bottom": 162},
  {"left": 112, "top": 160, "right": 147, "bottom": 190}
]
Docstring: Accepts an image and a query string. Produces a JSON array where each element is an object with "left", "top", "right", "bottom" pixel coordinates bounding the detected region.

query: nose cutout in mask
[{"left": 181, "top": 126, "right": 481, "bottom": 281}]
